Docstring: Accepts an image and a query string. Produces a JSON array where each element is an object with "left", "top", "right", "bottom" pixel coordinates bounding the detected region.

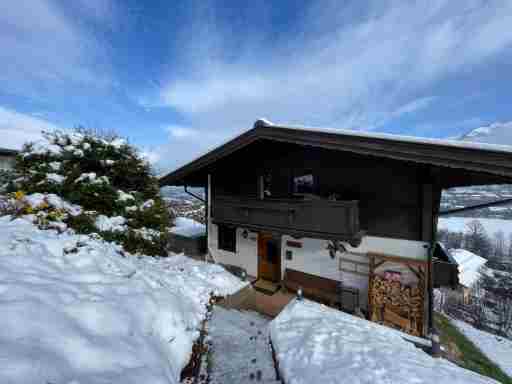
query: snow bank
[
  {"left": 117, "top": 190, "right": 135, "bottom": 202},
  {"left": 95, "top": 215, "right": 127, "bottom": 232},
  {"left": 270, "top": 299, "right": 498, "bottom": 384},
  {"left": 25, "top": 141, "right": 62, "bottom": 157},
  {"left": 110, "top": 138, "right": 127, "bottom": 148},
  {"left": 453, "top": 319, "right": 512, "bottom": 377},
  {"left": 49, "top": 161, "right": 61, "bottom": 171},
  {"left": 449, "top": 249, "right": 487, "bottom": 288},
  {"left": 46, "top": 173, "right": 65, "bottom": 184},
  {"left": 75, "top": 173, "right": 109, "bottom": 185},
  {"left": 171, "top": 217, "right": 206, "bottom": 237},
  {"left": 0, "top": 216, "right": 246, "bottom": 384},
  {"left": 24, "top": 193, "right": 82, "bottom": 216},
  {"left": 75, "top": 172, "right": 97, "bottom": 183}
]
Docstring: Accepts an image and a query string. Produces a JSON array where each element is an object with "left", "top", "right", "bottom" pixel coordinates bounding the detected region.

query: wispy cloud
[
  {"left": 0, "top": 106, "right": 61, "bottom": 149},
  {"left": 0, "top": 0, "right": 115, "bottom": 99},
  {"left": 153, "top": 0, "right": 512, "bottom": 141},
  {"left": 166, "top": 126, "right": 200, "bottom": 139},
  {"left": 390, "top": 97, "right": 437, "bottom": 120}
]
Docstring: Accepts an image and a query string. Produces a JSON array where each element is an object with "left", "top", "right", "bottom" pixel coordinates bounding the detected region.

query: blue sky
[{"left": 1, "top": 1, "right": 511, "bottom": 172}]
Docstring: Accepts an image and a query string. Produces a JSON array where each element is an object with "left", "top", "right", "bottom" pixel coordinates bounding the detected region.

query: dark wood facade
[
  {"left": 212, "top": 195, "right": 361, "bottom": 242},
  {"left": 208, "top": 139, "right": 439, "bottom": 243},
  {"left": 161, "top": 121, "right": 512, "bottom": 244}
]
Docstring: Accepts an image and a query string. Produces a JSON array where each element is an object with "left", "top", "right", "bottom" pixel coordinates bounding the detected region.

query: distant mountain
[
  {"left": 441, "top": 121, "right": 512, "bottom": 219},
  {"left": 459, "top": 121, "right": 512, "bottom": 146},
  {"left": 160, "top": 186, "right": 205, "bottom": 203}
]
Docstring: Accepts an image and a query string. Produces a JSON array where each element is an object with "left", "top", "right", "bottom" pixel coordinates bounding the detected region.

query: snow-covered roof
[
  {"left": 170, "top": 217, "right": 206, "bottom": 237},
  {"left": 270, "top": 121, "right": 512, "bottom": 154},
  {"left": 449, "top": 249, "right": 487, "bottom": 288},
  {"left": 161, "top": 119, "right": 512, "bottom": 187},
  {"left": 0, "top": 147, "right": 18, "bottom": 156}
]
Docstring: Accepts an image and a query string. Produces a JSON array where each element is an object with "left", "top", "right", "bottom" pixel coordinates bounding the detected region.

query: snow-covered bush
[{"left": 6, "top": 129, "right": 173, "bottom": 255}]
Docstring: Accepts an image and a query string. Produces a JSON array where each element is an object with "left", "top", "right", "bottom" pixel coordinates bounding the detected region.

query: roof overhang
[
  {"left": 160, "top": 119, "right": 512, "bottom": 188},
  {"left": 0, "top": 148, "right": 19, "bottom": 157}
]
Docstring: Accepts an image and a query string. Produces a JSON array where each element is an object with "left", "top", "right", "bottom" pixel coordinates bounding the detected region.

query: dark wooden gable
[{"left": 208, "top": 140, "right": 436, "bottom": 242}]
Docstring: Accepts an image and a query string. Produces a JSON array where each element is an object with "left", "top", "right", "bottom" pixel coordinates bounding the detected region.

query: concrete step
[{"left": 219, "top": 285, "right": 256, "bottom": 310}]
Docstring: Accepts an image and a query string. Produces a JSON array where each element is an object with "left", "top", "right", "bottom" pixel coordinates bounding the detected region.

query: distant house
[
  {"left": 161, "top": 119, "right": 512, "bottom": 337},
  {"left": 0, "top": 147, "right": 18, "bottom": 171},
  {"left": 448, "top": 248, "right": 487, "bottom": 304}
]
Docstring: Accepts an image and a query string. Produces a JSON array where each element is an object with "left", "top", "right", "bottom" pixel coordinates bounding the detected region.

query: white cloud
[
  {"left": 166, "top": 126, "right": 200, "bottom": 139},
  {"left": 153, "top": 0, "right": 512, "bottom": 139},
  {"left": 390, "top": 97, "right": 437, "bottom": 119},
  {"left": 0, "top": 0, "right": 114, "bottom": 98},
  {"left": 0, "top": 106, "right": 62, "bottom": 150},
  {"left": 139, "top": 149, "right": 161, "bottom": 166}
]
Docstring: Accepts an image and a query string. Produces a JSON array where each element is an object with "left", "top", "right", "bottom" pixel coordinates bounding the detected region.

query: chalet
[
  {"left": 0, "top": 147, "right": 18, "bottom": 171},
  {"left": 161, "top": 119, "right": 512, "bottom": 337},
  {"left": 446, "top": 248, "right": 487, "bottom": 305}
]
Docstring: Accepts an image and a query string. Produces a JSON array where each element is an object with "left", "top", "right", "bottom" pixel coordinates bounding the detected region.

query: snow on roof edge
[
  {"left": 161, "top": 119, "right": 512, "bottom": 183},
  {"left": 270, "top": 122, "right": 512, "bottom": 154}
]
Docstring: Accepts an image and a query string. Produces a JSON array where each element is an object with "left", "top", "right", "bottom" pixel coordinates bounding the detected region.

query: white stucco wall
[
  {"left": 281, "top": 235, "right": 429, "bottom": 310},
  {"left": 344, "top": 236, "right": 429, "bottom": 260},
  {"left": 208, "top": 223, "right": 259, "bottom": 277},
  {"left": 207, "top": 226, "right": 429, "bottom": 311},
  {"left": 208, "top": 174, "right": 259, "bottom": 277}
]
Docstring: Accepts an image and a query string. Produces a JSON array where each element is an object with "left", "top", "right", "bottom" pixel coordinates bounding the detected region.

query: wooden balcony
[{"left": 212, "top": 195, "right": 363, "bottom": 245}]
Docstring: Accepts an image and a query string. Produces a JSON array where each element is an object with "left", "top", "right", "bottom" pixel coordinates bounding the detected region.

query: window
[
  {"left": 293, "top": 172, "right": 315, "bottom": 194},
  {"left": 218, "top": 225, "right": 236, "bottom": 252},
  {"left": 263, "top": 172, "right": 272, "bottom": 197}
]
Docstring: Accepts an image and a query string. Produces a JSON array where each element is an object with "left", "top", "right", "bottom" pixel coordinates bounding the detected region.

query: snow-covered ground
[
  {"left": 0, "top": 215, "right": 246, "bottom": 384},
  {"left": 208, "top": 306, "right": 279, "bottom": 383},
  {"left": 439, "top": 217, "right": 512, "bottom": 238},
  {"left": 270, "top": 299, "right": 498, "bottom": 384},
  {"left": 452, "top": 319, "right": 512, "bottom": 378}
]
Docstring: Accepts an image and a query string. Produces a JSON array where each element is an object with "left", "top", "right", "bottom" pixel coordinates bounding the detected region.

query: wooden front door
[{"left": 258, "top": 233, "right": 281, "bottom": 282}]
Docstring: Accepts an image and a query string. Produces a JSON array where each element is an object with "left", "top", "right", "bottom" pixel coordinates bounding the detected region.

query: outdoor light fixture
[{"left": 297, "top": 287, "right": 303, "bottom": 301}]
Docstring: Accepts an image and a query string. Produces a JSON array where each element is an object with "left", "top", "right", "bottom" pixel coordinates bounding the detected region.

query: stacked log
[{"left": 370, "top": 275, "right": 424, "bottom": 336}]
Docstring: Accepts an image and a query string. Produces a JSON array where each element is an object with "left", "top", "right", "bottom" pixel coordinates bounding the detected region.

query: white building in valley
[{"left": 0, "top": 148, "right": 18, "bottom": 171}]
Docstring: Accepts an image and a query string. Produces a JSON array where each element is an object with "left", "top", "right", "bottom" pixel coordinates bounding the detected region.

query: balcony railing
[{"left": 212, "top": 195, "right": 363, "bottom": 245}]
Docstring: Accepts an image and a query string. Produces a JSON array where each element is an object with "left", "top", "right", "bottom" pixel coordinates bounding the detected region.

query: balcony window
[
  {"left": 218, "top": 224, "right": 236, "bottom": 253},
  {"left": 293, "top": 172, "right": 315, "bottom": 195},
  {"left": 263, "top": 172, "right": 272, "bottom": 197}
]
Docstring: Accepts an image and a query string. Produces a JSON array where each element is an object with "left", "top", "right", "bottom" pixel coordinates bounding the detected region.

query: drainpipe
[
  {"left": 428, "top": 238, "right": 435, "bottom": 332},
  {"left": 206, "top": 174, "right": 217, "bottom": 264},
  {"left": 184, "top": 183, "right": 211, "bottom": 263}
]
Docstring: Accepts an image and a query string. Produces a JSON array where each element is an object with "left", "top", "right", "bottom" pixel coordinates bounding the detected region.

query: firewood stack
[{"left": 370, "top": 275, "right": 424, "bottom": 336}]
